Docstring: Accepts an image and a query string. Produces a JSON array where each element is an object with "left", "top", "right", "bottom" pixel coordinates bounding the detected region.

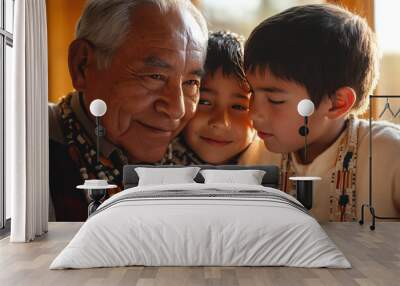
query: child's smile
[
  {"left": 199, "top": 135, "right": 234, "bottom": 146},
  {"left": 184, "top": 69, "right": 255, "bottom": 164}
]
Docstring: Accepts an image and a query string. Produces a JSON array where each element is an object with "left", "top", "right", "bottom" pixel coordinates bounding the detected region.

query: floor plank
[{"left": 0, "top": 222, "right": 399, "bottom": 286}]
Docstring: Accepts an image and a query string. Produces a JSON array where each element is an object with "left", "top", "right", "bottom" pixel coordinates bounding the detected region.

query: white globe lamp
[{"left": 89, "top": 99, "right": 107, "bottom": 164}]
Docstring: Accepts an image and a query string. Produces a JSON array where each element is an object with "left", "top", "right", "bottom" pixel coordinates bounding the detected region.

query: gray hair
[{"left": 76, "top": 0, "right": 208, "bottom": 69}]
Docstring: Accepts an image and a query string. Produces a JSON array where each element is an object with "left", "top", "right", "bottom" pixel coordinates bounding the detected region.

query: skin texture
[
  {"left": 247, "top": 67, "right": 356, "bottom": 164},
  {"left": 184, "top": 68, "right": 255, "bottom": 164},
  {"left": 68, "top": 4, "right": 207, "bottom": 163}
]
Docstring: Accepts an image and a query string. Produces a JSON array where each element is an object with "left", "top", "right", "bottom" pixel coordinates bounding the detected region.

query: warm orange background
[
  {"left": 47, "top": 0, "right": 86, "bottom": 103},
  {"left": 46, "top": 0, "right": 374, "bottom": 105}
]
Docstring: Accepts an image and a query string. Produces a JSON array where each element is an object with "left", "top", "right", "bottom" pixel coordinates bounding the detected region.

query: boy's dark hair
[
  {"left": 204, "top": 31, "right": 247, "bottom": 84},
  {"left": 244, "top": 4, "right": 379, "bottom": 113}
]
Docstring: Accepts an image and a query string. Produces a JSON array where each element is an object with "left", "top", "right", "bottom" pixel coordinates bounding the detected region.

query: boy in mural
[
  {"left": 239, "top": 4, "right": 400, "bottom": 222},
  {"left": 161, "top": 31, "right": 256, "bottom": 165}
]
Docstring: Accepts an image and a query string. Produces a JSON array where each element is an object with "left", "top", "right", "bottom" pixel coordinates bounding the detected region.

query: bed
[{"left": 50, "top": 165, "right": 350, "bottom": 269}]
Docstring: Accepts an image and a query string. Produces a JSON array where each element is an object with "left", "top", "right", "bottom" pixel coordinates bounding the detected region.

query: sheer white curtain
[{"left": 7, "top": 0, "right": 49, "bottom": 242}]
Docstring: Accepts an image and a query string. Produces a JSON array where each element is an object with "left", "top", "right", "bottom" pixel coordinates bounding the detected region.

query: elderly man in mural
[{"left": 48, "top": 0, "right": 208, "bottom": 221}]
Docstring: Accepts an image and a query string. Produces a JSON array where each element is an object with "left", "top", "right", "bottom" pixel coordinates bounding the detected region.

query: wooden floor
[{"left": 0, "top": 222, "right": 399, "bottom": 286}]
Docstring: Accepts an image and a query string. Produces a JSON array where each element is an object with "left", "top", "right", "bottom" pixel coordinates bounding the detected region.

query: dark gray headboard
[{"left": 123, "top": 165, "right": 280, "bottom": 189}]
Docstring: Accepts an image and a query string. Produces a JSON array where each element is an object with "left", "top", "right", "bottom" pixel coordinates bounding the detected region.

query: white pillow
[
  {"left": 200, "top": 169, "right": 266, "bottom": 185},
  {"left": 135, "top": 167, "right": 201, "bottom": 186}
]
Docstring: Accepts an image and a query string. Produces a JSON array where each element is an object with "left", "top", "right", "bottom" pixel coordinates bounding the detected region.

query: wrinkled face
[
  {"left": 247, "top": 68, "right": 331, "bottom": 154},
  {"left": 83, "top": 5, "right": 207, "bottom": 162},
  {"left": 183, "top": 68, "right": 255, "bottom": 164}
]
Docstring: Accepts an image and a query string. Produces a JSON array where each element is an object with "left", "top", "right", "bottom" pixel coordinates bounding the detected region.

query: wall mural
[{"left": 47, "top": 1, "right": 400, "bottom": 224}]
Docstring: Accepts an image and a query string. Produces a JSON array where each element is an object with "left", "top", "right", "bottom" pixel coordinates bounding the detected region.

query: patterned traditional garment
[
  {"left": 159, "top": 134, "right": 241, "bottom": 166},
  {"left": 58, "top": 93, "right": 127, "bottom": 197},
  {"left": 280, "top": 115, "right": 358, "bottom": 222},
  {"left": 159, "top": 135, "right": 207, "bottom": 165}
]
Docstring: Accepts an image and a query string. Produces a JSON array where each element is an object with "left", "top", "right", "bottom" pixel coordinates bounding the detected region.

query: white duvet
[{"left": 50, "top": 183, "right": 351, "bottom": 269}]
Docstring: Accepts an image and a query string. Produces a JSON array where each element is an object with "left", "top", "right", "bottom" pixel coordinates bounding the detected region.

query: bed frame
[{"left": 123, "top": 165, "right": 280, "bottom": 189}]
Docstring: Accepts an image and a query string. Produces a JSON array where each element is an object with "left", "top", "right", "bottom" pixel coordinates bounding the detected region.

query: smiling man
[{"left": 48, "top": 0, "right": 208, "bottom": 221}]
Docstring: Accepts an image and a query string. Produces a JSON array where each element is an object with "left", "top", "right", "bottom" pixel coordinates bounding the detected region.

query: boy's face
[
  {"left": 247, "top": 68, "right": 331, "bottom": 154},
  {"left": 183, "top": 68, "right": 255, "bottom": 164}
]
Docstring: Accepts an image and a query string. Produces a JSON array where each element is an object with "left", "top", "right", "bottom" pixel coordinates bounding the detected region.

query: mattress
[{"left": 50, "top": 183, "right": 351, "bottom": 269}]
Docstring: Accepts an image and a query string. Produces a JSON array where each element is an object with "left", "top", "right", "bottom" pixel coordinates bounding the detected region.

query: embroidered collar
[{"left": 280, "top": 115, "right": 359, "bottom": 221}]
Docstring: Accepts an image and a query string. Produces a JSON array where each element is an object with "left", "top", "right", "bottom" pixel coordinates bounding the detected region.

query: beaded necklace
[{"left": 280, "top": 115, "right": 358, "bottom": 221}]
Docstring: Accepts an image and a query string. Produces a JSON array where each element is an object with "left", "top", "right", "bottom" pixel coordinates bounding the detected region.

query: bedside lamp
[
  {"left": 289, "top": 99, "right": 321, "bottom": 210},
  {"left": 76, "top": 99, "right": 117, "bottom": 217}
]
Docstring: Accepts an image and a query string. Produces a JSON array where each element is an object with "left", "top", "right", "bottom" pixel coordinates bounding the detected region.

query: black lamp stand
[
  {"left": 89, "top": 116, "right": 107, "bottom": 216},
  {"left": 294, "top": 115, "right": 315, "bottom": 210},
  {"left": 95, "top": 117, "right": 106, "bottom": 165}
]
